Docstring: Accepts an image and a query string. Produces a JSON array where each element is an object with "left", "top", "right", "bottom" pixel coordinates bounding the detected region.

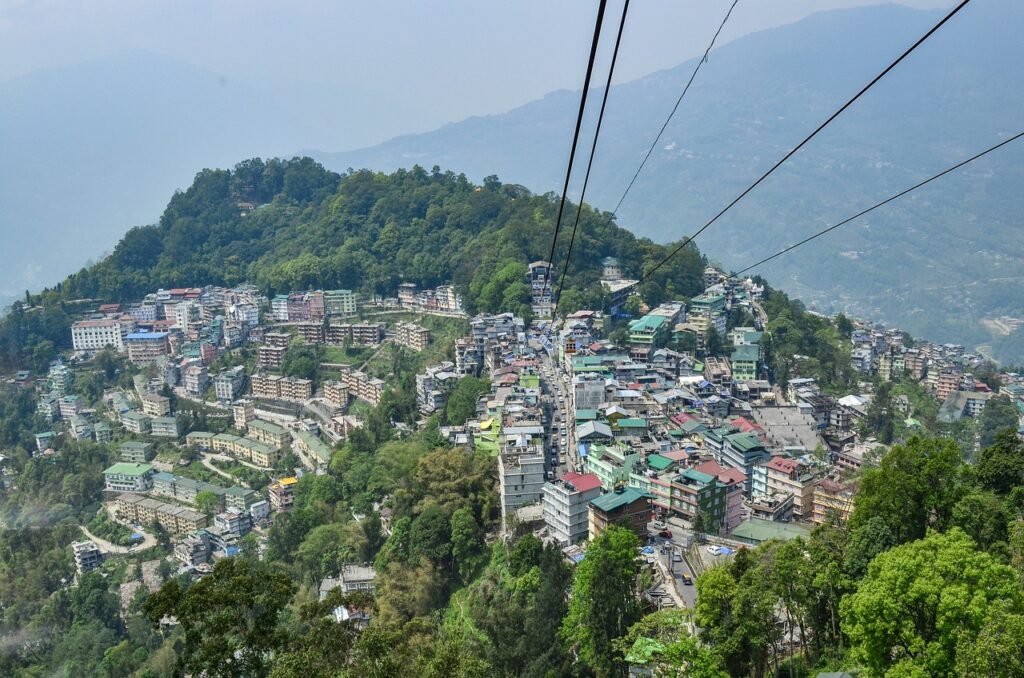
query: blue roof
[{"left": 126, "top": 331, "right": 168, "bottom": 340}]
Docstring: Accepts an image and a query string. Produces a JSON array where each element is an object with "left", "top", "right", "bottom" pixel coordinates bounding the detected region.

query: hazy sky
[{"left": 1, "top": 0, "right": 952, "bottom": 146}]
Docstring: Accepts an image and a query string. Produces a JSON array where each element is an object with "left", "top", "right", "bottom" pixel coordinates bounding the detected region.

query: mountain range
[{"left": 313, "top": 1, "right": 1024, "bottom": 363}]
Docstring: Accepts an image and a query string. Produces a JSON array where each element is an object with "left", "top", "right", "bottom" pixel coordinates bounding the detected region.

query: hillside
[
  {"left": 0, "top": 50, "right": 423, "bottom": 307},
  {"left": 313, "top": 2, "right": 1024, "bottom": 362},
  {"left": 2, "top": 158, "right": 704, "bottom": 371}
]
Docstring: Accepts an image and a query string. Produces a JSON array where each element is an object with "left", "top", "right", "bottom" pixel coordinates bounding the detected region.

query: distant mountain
[
  {"left": 0, "top": 50, "right": 423, "bottom": 308},
  {"left": 313, "top": 2, "right": 1024, "bottom": 363}
]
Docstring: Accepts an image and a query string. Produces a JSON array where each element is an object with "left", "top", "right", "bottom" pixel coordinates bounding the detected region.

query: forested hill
[{"left": 2, "top": 158, "right": 704, "bottom": 369}]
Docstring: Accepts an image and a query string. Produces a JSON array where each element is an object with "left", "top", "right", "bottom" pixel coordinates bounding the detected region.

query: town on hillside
[{"left": 5, "top": 253, "right": 1022, "bottom": 658}]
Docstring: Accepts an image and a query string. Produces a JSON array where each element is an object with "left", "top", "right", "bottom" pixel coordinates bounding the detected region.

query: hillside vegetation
[{"left": 1, "top": 158, "right": 704, "bottom": 371}]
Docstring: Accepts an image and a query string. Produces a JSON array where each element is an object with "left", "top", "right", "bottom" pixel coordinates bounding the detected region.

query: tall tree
[{"left": 561, "top": 526, "right": 642, "bottom": 676}]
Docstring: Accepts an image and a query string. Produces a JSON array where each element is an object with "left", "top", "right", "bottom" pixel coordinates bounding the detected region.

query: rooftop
[
  {"left": 590, "top": 487, "right": 653, "bottom": 512},
  {"left": 104, "top": 462, "right": 154, "bottom": 477}
]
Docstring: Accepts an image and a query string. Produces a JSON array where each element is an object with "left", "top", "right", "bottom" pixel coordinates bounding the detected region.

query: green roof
[
  {"left": 249, "top": 419, "right": 287, "bottom": 435},
  {"left": 590, "top": 487, "right": 653, "bottom": 512},
  {"left": 725, "top": 431, "right": 764, "bottom": 452},
  {"left": 628, "top": 315, "right": 668, "bottom": 332},
  {"left": 104, "top": 462, "right": 154, "bottom": 477},
  {"left": 574, "top": 409, "right": 599, "bottom": 421},
  {"left": 681, "top": 468, "right": 715, "bottom": 484},
  {"left": 731, "top": 344, "right": 760, "bottom": 362},
  {"left": 121, "top": 441, "right": 152, "bottom": 451},
  {"left": 122, "top": 411, "right": 149, "bottom": 422},
  {"left": 731, "top": 518, "right": 809, "bottom": 544},
  {"left": 615, "top": 418, "right": 648, "bottom": 429},
  {"left": 680, "top": 419, "right": 707, "bottom": 434},
  {"left": 646, "top": 454, "right": 674, "bottom": 471},
  {"left": 186, "top": 431, "right": 212, "bottom": 439},
  {"left": 296, "top": 430, "right": 333, "bottom": 464}
]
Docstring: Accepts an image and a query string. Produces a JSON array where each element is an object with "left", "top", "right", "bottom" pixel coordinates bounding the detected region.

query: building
[
  {"left": 812, "top": 478, "right": 855, "bottom": 526},
  {"left": 248, "top": 419, "right": 290, "bottom": 448},
  {"left": 601, "top": 256, "right": 622, "bottom": 281},
  {"left": 71, "top": 319, "right": 126, "bottom": 352},
  {"left": 694, "top": 459, "right": 746, "bottom": 534},
  {"left": 126, "top": 332, "right": 170, "bottom": 365},
  {"left": 588, "top": 487, "right": 653, "bottom": 540},
  {"left": 120, "top": 441, "right": 154, "bottom": 463},
  {"left": 542, "top": 472, "right": 603, "bottom": 545},
  {"left": 103, "top": 462, "right": 155, "bottom": 493},
  {"left": 669, "top": 469, "right": 728, "bottom": 533},
  {"left": 233, "top": 399, "right": 255, "bottom": 429},
  {"left": 121, "top": 410, "right": 151, "bottom": 434},
  {"left": 498, "top": 450, "right": 546, "bottom": 520},
  {"left": 48, "top": 361, "right": 74, "bottom": 395},
  {"left": 321, "top": 564, "right": 377, "bottom": 595},
  {"left": 150, "top": 416, "right": 181, "bottom": 438},
  {"left": 183, "top": 364, "right": 210, "bottom": 396},
  {"left": 59, "top": 394, "right": 84, "bottom": 419},
  {"left": 68, "top": 414, "right": 93, "bottom": 440},
  {"left": 731, "top": 344, "right": 759, "bottom": 382},
  {"left": 140, "top": 393, "right": 171, "bottom": 417},
  {"left": 257, "top": 344, "right": 287, "bottom": 370},
  {"left": 295, "top": 430, "right": 333, "bottom": 468},
  {"left": 323, "top": 381, "right": 349, "bottom": 408},
  {"left": 324, "top": 289, "right": 358, "bottom": 316},
  {"left": 269, "top": 477, "right": 298, "bottom": 512},
  {"left": 174, "top": 532, "right": 210, "bottom": 567},
  {"left": 214, "top": 365, "right": 246, "bottom": 403},
  {"left": 393, "top": 322, "right": 431, "bottom": 351},
  {"left": 627, "top": 314, "right": 669, "bottom": 361},
  {"left": 754, "top": 456, "right": 821, "bottom": 520},
  {"left": 71, "top": 540, "right": 103, "bottom": 574}
]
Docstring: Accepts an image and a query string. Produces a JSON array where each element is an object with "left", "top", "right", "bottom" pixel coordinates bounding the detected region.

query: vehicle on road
[
  {"left": 652, "top": 520, "right": 667, "bottom": 530},
  {"left": 706, "top": 545, "right": 722, "bottom": 556},
  {"left": 681, "top": 575, "right": 693, "bottom": 585},
  {"left": 672, "top": 552, "right": 682, "bottom": 563},
  {"left": 658, "top": 530, "right": 672, "bottom": 539}
]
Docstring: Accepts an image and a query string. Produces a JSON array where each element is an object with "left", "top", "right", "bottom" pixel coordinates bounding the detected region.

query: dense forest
[{"left": 0, "top": 157, "right": 705, "bottom": 372}]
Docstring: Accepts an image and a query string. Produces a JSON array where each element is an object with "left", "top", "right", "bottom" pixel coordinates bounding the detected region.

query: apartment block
[
  {"left": 126, "top": 332, "right": 170, "bottom": 365},
  {"left": 393, "top": 322, "right": 431, "bottom": 351},
  {"left": 103, "top": 462, "right": 155, "bottom": 493},
  {"left": 72, "top": 319, "right": 126, "bottom": 352},
  {"left": 542, "top": 472, "right": 603, "bottom": 545},
  {"left": 247, "top": 419, "right": 290, "bottom": 448},
  {"left": 141, "top": 393, "right": 171, "bottom": 417},
  {"left": 257, "top": 345, "right": 287, "bottom": 370},
  {"left": 150, "top": 416, "right": 181, "bottom": 438},
  {"left": 71, "top": 540, "right": 103, "bottom": 574},
  {"left": 269, "top": 477, "right": 298, "bottom": 512}
]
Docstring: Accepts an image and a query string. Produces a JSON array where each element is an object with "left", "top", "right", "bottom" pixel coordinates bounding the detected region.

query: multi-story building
[
  {"left": 141, "top": 393, "right": 171, "bottom": 417},
  {"left": 37, "top": 393, "right": 61, "bottom": 421},
  {"left": 588, "top": 487, "right": 653, "bottom": 540},
  {"left": 271, "top": 295, "right": 290, "bottom": 321},
  {"left": 339, "top": 368, "right": 385, "bottom": 405},
  {"left": 120, "top": 441, "right": 154, "bottom": 463},
  {"left": 498, "top": 449, "right": 546, "bottom": 520},
  {"left": 71, "top": 540, "right": 103, "bottom": 574},
  {"left": 233, "top": 399, "right": 255, "bottom": 429},
  {"left": 352, "top": 323, "right": 385, "bottom": 346},
  {"left": 103, "top": 462, "right": 155, "bottom": 493},
  {"left": 183, "top": 365, "right": 210, "bottom": 396},
  {"left": 754, "top": 456, "right": 821, "bottom": 519},
  {"left": 150, "top": 416, "right": 181, "bottom": 438},
  {"left": 248, "top": 419, "right": 290, "bottom": 448},
  {"left": 114, "top": 494, "right": 206, "bottom": 534},
  {"left": 68, "top": 415, "right": 92, "bottom": 440},
  {"left": 627, "top": 314, "right": 669, "bottom": 361},
  {"left": 269, "top": 477, "right": 298, "bottom": 512},
  {"left": 214, "top": 365, "right": 246, "bottom": 403},
  {"left": 294, "top": 430, "right": 333, "bottom": 469},
  {"left": 323, "top": 381, "right": 349, "bottom": 408},
  {"left": 71, "top": 319, "right": 126, "bottom": 352},
  {"left": 694, "top": 459, "right": 746, "bottom": 534},
  {"left": 393, "top": 322, "right": 431, "bottom": 351},
  {"left": 59, "top": 394, "right": 84, "bottom": 419},
  {"left": 324, "top": 289, "right": 358, "bottom": 316},
  {"left": 257, "top": 344, "right": 287, "bottom": 370},
  {"left": 121, "top": 410, "right": 152, "bottom": 434},
  {"left": 415, "top": 362, "right": 459, "bottom": 414},
  {"left": 126, "top": 332, "right": 170, "bottom": 365},
  {"left": 48, "top": 361, "right": 74, "bottom": 395},
  {"left": 719, "top": 432, "right": 770, "bottom": 496},
  {"left": 731, "top": 344, "right": 759, "bottom": 382},
  {"left": 669, "top": 468, "right": 728, "bottom": 532},
  {"left": 542, "top": 472, "right": 603, "bottom": 545},
  {"left": 812, "top": 478, "right": 855, "bottom": 526}
]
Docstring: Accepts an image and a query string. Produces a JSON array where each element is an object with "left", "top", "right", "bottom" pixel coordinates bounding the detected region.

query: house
[
  {"left": 104, "top": 462, "right": 155, "bottom": 493},
  {"left": 150, "top": 416, "right": 181, "bottom": 438},
  {"left": 214, "top": 365, "right": 246, "bottom": 403},
  {"left": 247, "top": 419, "right": 290, "bottom": 448},
  {"left": 812, "top": 478, "right": 855, "bottom": 526},
  {"left": 141, "top": 393, "right": 171, "bottom": 417},
  {"left": 71, "top": 540, "right": 103, "bottom": 574},
  {"left": 320, "top": 564, "right": 377, "bottom": 596},
  {"left": 59, "top": 394, "right": 84, "bottom": 419},
  {"left": 731, "top": 344, "right": 759, "bottom": 382},
  {"left": 588, "top": 487, "right": 653, "bottom": 540},
  {"left": 121, "top": 410, "right": 152, "bottom": 434},
  {"left": 269, "top": 477, "right": 298, "bottom": 512},
  {"left": 542, "top": 472, "right": 603, "bottom": 545},
  {"left": 68, "top": 415, "right": 93, "bottom": 440}
]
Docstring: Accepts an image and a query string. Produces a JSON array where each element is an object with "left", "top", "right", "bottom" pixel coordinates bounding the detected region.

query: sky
[{"left": 0, "top": 0, "right": 952, "bottom": 150}]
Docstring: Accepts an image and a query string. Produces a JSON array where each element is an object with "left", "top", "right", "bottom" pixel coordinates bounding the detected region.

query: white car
[
  {"left": 706, "top": 545, "right": 722, "bottom": 556},
  {"left": 651, "top": 521, "right": 667, "bottom": 530}
]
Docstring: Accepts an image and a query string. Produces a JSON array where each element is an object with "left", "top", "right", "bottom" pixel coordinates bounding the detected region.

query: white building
[
  {"left": 324, "top": 289, "right": 358, "bottom": 316},
  {"left": 498, "top": 448, "right": 546, "bottom": 520},
  {"left": 542, "top": 472, "right": 603, "bottom": 545},
  {"left": 71, "top": 319, "right": 126, "bottom": 352},
  {"left": 215, "top": 366, "right": 246, "bottom": 403}
]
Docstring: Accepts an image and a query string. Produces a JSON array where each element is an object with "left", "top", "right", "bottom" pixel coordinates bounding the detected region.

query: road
[
  {"left": 646, "top": 520, "right": 699, "bottom": 609},
  {"left": 537, "top": 341, "right": 575, "bottom": 476},
  {"left": 80, "top": 524, "right": 157, "bottom": 554},
  {"left": 199, "top": 454, "right": 253, "bottom": 486}
]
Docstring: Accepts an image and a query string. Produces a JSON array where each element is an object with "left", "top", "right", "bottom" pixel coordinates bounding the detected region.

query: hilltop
[{"left": 313, "top": 2, "right": 1024, "bottom": 361}]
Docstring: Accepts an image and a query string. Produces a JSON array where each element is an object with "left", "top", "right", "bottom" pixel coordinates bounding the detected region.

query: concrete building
[
  {"left": 269, "top": 477, "right": 298, "bottom": 512},
  {"left": 150, "top": 416, "right": 181, "bottom": 439},
  {"left": 812, "top": 478, "right": 855, "bottom": 526},
  {"left": 393, "top": 322, "right": 431, "bottom": 351},
  {"left": 214, "top": 365, "right": 246, "bottom": 403},
  {"left": 141, "top": 393, "right": 171, "bottom": 417},
  {"left": 183, "top": 365, "right": 210, "bottom": 396},
  {"left": 71, "top": 540, "right": 103, "bottom": 574},
  {"left": 233, "top": 399, "right": 255, "bottom": 429},
  {"left": 324, "top": 289, "right": 358, "bottom": 316},
  {"left": 71, "top": 319, "right": 126, "bottom": 352},
  {"left": 126, "top": 332, "right": 170, "bottom": 365},
  {"left": 589, "top": 487, "right": 653, "bottom": 540},
  {"left": 320, "top": 564, "right": 377, "bottom": 596},
  {"left": 257, "top": 344, "right": 287, "bottom": 370},
  {"left": 59, "top": 394, "right": 84, "bottom": 419},
  {"left": 498, "top": 449, "right": 546, "bottom": 520},
  {"left": 247, "top": 419, "right": 290, "bottom": 448},
  {"left": 542, "top": 472, "right": 603, "bottom": 545},
  {"left": 119, "top": 441, "right": 154, "bottom": 463},
  {"left": 103, "top": 462, "right": 155, "bottom": 493}
]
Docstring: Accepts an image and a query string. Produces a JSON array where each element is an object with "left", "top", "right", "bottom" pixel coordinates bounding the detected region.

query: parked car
[
  {"left": 706, "top": 545, "right": 722, "bottom": 556},
  {"left": 658, "top": 530, "right": 672, "bottom": 539},
  {"left": 681, "top": 575, "right": 693, "bottom": 585},
  {"left": 652, "top": 520, "right": 667, "bottom": 530},
  {"left": 672, "top": 552, "right": 682, "bottom": 563}
]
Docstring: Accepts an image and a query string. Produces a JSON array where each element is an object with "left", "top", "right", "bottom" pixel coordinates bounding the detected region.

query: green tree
[
  {"left": 849, "top": 436, "right": 965, "bottom": 543},
  {"left": 144, "top": 558, "right": 296, "bottom": 677},
  {"left": 841, "top": 528, "right": 1024, "bottom": 677},
  {"left": 977, "top": 429, "right": 1024, "bottom": 495},
  {"left": 955, "top": 603, "right": 1024, "bottom": 678},
  {"left": 561, "top": 526, "right": 642, "bottom": 676},
  {"left": 979, "top": 395, "right": 1020, "bottom": 449},
  {"left": 443, "top": 377, "right": 490, "bottom": 426},
  {"left": 194, "top": 490, "right": 220, "bottom": 517},
  {"left": 449, "top": 506, "right": 484, "bottom": 582}
]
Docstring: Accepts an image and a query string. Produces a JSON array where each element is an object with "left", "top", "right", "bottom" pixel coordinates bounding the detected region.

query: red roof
[
  {"left": 766, "top": 456, "right": 798, "bottom": 474},
  {"left": 729, "top": 417, "right": 763, "bottom": 433},
  {"left": 671, "top": 412, "right": 697, "bottom": 426},
  {"left": 561, "top": 472, "right": 602, "bottom": 493},
  {"left": 694, "top": 459, "right": 747, "bottom": 485},
  {"left": 661, "top": 450, "right": 691, "bottom": 461}
]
